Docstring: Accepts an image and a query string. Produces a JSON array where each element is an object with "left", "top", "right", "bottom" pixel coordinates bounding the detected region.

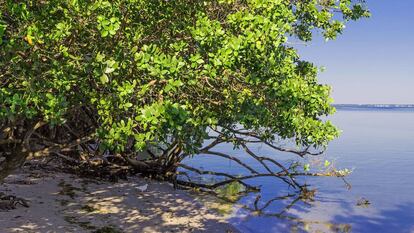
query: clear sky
[{"left": 297, "top": 0, "right": 414, "bottom": 104}]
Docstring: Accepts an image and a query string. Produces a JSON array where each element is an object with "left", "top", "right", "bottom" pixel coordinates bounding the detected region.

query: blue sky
[{"left": 297, "top": 0, "right": 414, "bottom": 104}]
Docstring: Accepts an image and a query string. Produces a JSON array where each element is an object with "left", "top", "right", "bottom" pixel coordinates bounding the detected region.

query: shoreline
[{"left": 0, "top": 166, "right": 239, "bottom": 233}]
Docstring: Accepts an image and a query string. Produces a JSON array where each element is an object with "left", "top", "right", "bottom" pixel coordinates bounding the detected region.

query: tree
[{"left": 0, "top": 0, "right": 369, "bottom": 191}]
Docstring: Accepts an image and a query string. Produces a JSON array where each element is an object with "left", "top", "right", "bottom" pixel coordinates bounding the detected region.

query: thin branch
[
  {"left": 54, "top": 152, "right": 79, "bottom": 163},
  {"left": 222, "top": 127, "right": 325, "bottom": 157},
  {"left": 23, "top": 121, "right": 47, "bottom": 150},
  {"left": 32, "top": 134, "right": 96, "bottom": 158},
  {"left": 201, "top": 150, "right": 259, "bottom": 174},
  {"left": 241, "top": 143, "right": 301, "bottom": 189},
  {"left": 199, "top": 138, "right": 224, "bottom": 152},
  {"left": 178, "top": 164, "right": 259, "bottom": 191},
  {"left": 0, "top": 139, "right": 21, "bottom": 145}
]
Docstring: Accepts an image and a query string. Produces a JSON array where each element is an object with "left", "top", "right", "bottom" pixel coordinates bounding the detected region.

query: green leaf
[
  {"left": 303, "top": 164, "right": 310, "bottom": 172},
  {"left": 101, "top": 30, "right": 109, "bottom": 37},
  {"left": 100, "top": 74, "right": 109, "bottom": 84},
  {"left": 104, "top": 67, "right": 115, "bottom": 74}
]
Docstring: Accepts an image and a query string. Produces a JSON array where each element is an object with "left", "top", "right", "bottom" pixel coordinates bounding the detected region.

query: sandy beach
[{"left": 0, "top": 166, "right": 238, "bottom": 233}]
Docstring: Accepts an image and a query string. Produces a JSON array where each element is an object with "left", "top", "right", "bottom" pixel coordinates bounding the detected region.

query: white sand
[{"left": 0, "top": 167, "right": 239, "bottom": 233}]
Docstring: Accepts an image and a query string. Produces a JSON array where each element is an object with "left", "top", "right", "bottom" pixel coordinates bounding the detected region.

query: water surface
[{"left": 186, "top": 108, "right": 414, "bottom": 232}]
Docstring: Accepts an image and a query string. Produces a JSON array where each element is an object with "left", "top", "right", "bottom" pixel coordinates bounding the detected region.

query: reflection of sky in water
[{"left": 184, "top": 110, "right": 414, "bottom": 232}]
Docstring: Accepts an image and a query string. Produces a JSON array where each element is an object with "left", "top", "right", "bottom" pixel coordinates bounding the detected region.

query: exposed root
[{"left": 0, "top": 192, "right": 29, "bottom": 211}]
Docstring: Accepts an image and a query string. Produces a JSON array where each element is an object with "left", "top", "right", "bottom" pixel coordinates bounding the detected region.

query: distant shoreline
[{"left": 333, "top": 104, "right": 414, "bottom": 111}]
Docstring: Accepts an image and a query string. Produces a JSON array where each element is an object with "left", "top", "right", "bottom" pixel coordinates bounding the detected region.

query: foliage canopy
[{"left": 0, "top": 0, "right": 369, "bottom": 182}]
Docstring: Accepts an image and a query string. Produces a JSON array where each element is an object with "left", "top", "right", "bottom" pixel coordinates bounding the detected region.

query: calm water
[{"left": 185, "top": 109, "right": 414, "bottom": 232}]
